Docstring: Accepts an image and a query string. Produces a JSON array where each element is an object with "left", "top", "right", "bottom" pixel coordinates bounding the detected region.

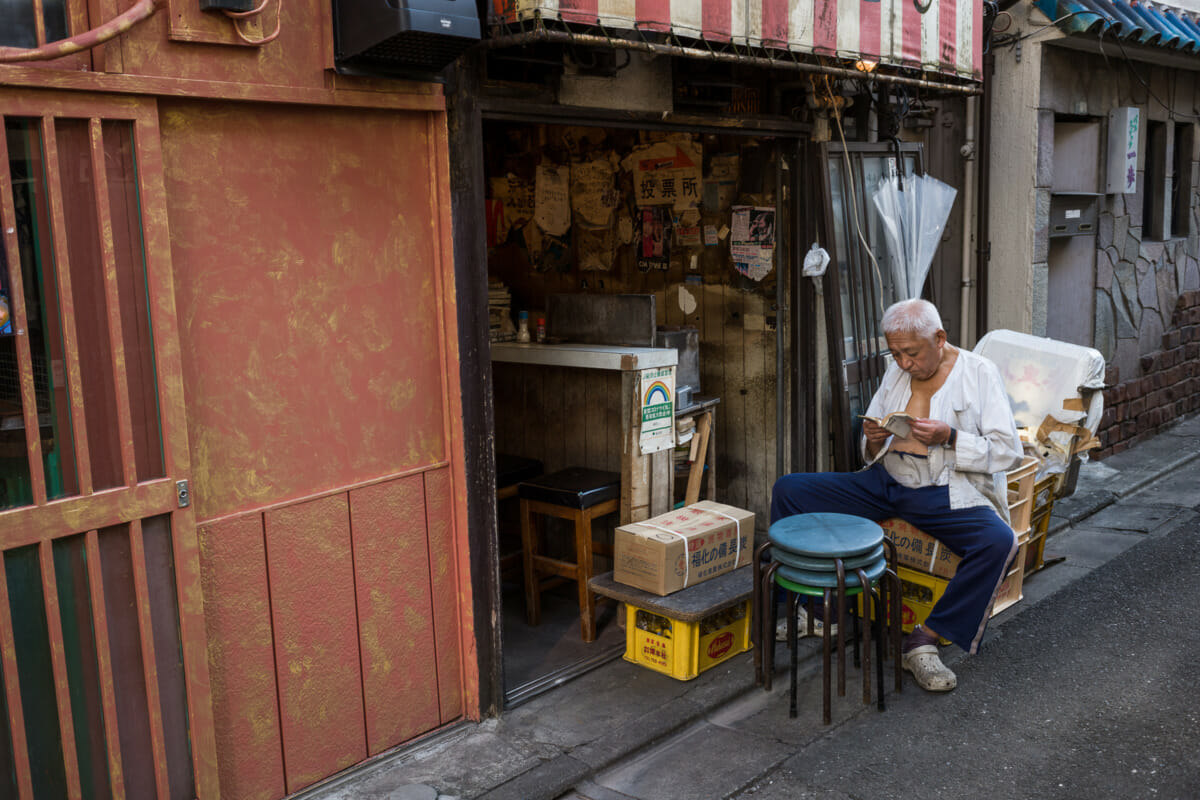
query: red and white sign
[{"left": 493, "top": 0, "right": 980, "bottom": 80}]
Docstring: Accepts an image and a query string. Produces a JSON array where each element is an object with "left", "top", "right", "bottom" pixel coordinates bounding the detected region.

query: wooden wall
[{"left": 485, "top": 123, "right": 782, "bottom": 528}]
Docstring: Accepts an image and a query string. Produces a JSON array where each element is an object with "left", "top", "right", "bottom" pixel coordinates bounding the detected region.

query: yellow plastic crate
[{"left": 625, "top": 600, "right": 752, "bottom": 680}]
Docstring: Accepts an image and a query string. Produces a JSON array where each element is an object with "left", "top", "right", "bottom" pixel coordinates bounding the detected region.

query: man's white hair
[{"left": 881, "top": 299, "right": 943, "bottom": 340}]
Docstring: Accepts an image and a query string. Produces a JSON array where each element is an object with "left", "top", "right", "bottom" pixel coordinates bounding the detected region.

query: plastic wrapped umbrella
[{"left": 872, "top": 170, "right": 958, "bottom": 300}]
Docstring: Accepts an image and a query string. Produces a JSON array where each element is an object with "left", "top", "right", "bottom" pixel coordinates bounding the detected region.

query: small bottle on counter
[
  {"left": 536, "top": 317, "right": 546, "bottom": 343},
  {"left": 516, "top": 310, "right": 531, "bottom": 343}
]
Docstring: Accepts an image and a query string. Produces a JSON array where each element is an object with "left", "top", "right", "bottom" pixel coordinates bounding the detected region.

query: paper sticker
[
  {"left": 675, "top": 225, "right": 702, "bottom": 247},
  {"left": 703, "top": 225, "right": 719, "bottom": 246},
  {"left": 639, "top": 366, "right": 676, "bottom": 454},
  {"left": 678, "top": 285, "right": 697, "bottom": 314}
]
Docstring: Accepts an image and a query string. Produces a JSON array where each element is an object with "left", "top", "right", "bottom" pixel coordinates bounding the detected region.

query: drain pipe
[{"left": 959, "top": 95, "right": 978, "bottom": 348}]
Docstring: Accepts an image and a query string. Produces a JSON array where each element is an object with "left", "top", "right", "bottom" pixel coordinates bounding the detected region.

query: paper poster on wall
[
  {"left": 577, "top": 226, "right": 617, "bottom": 271},
  {"left": 730, "top": 205, "right": 776, "bottom": 281},
  {"left": 639, "top": 366, "right": 676, "bottom": 455},
  {"left": 570, "top": 158, "right": 620, "bottom": 229},
  {"left": 535, "top": 163, "right": 571, "bottom": 236},
  {"left": 675, "top": 225, "right": 702, "bottom": 247},
  {"left": 490, "top": 174, "right": 535, "bottom": 233},
  {"left": 624, "top": 140, "right": 703, "bottom": 210},
  {"left": 638, "top": 206, "right": 671, "bottom": 272}
]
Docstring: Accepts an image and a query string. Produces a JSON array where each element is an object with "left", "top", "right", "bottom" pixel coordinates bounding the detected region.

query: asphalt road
[{"left": 571, "top": 467, "right": 1200, "bottom": 800}]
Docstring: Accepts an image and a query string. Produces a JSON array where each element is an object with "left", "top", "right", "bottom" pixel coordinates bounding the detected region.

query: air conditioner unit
[{"left": 333, "top": 0, "right": 480, "bottom": 81}]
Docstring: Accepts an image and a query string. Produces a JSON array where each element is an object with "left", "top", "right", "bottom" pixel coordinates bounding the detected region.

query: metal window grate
[{"left": 0, "top": 0, "right": 70, "bottom": 48}]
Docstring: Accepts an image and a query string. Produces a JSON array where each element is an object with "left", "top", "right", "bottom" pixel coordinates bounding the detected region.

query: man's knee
[
  {"left": 771, "top": 473, "right": 817, "bottom": 521},
  {"left": 979, "top": 519, "right": 1017, "bottom": 562}
]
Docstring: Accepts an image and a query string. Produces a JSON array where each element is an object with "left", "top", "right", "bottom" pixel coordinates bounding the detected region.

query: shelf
[{"left": 490, "top": 342, "right": 678, "bottom": 371}]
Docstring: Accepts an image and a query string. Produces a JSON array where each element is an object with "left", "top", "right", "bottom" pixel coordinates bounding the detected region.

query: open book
[{"left": 858, "top": 412, "right": 915, "bottom": 438}]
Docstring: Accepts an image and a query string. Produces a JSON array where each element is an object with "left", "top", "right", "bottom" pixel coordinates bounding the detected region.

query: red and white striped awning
[{"left": 492, "top": 0, "right": 981, "bottom": 81}]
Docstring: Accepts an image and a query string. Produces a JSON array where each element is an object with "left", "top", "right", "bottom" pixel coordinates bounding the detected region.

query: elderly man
[{"left": 771, "top": 299, "right": 1023, "bottom": 691}]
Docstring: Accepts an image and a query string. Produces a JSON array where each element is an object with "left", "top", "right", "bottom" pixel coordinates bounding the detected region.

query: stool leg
[
  {"left": 852, "top": 602, "right": 861, "bottom": 669},
  {"left": 856, "top": 568, "right": 872, "bottom": 707},
  {"left": 576, "top": 508, "right": 597, "bottom": 643},
  {"left": 752, "top": 541, "right": 771, "bottom": 684},
  {"left": 520, "top": 500, "right": 541, "bottom": 627},
  {"left": 821, "top": 588, "right": 832, "bottom": 725},
  {"left": 872, "top": 583, "right": 886, "bottom": 710},
  {"left": 788, "top": 589, "right": 799, "bottom": 719},
  {"left": 835, "top": 560, "right": 847, "bottom": 699},
  {"left": 887, "top": 568, "right": 903, "bottom": 692},
  {"left": 762, "top": 561, "right": 781, "bottom": 692}
]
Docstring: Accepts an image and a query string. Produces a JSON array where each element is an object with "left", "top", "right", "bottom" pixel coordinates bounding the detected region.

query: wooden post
[{"left": 684, "top": 411, "right": 712, "bottom": 505}]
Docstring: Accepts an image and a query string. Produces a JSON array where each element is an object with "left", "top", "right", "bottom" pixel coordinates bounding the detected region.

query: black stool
[{"left": 519, "top": 467, "right": 620, "bottom": 642}]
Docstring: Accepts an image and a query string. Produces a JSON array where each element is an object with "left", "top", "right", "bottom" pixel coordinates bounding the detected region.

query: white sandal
[{"left": 902, "top": 644, "right": 957, "bottom": 692}]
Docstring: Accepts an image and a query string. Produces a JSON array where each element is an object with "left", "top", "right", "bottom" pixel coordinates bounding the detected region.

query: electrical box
[
  {"left": 332, "top": 0, "right": 480, "bottom": 80},
  {"left": 200, "top": 0, "right": 257, "bottom": 12},
  {"left": 1107, "top": 107, "right": 1140, "bottom": 194}
]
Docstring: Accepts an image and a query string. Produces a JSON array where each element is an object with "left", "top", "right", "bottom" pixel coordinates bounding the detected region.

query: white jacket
[{"left": 860, "top": 347, "right": 1023, "bottom": 520}]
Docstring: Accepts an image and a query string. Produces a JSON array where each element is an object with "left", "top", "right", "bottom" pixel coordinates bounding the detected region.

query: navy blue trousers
[{"left": 770, "top": 464, "right": 1017, "bottom": 654}]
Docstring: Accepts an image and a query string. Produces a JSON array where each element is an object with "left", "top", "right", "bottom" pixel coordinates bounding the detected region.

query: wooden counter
[
  {"left": 490, "top": 342, "right": 677, "bottom": 371},
  {"left": 491, "top": 342, "right": 680, "bottom": 524}
]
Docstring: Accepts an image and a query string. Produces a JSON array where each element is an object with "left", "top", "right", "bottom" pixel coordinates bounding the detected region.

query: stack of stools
[{"left": 752, "top": 512, "right": 902, "bottom": 724}]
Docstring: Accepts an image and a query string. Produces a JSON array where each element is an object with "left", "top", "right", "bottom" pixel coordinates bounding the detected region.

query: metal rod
[
  {"left": 483, "top": 28, "right": 983, "bottom": 95},
  {"left": 41, "top": 117, "right": 94, "bottom": 496},
  {"left": 39, "top": 539, "right": 85, "bottom": 799},
  {"left": 89, "top": 118, "right": 138, "bottom": 488}
]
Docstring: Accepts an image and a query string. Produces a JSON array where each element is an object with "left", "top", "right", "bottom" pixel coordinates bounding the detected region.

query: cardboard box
[
  {"left": 614, "top": 501, "right": 754, "bottom": 595},
  {"left": 863, "top": 553, "right": 1026, "bottom": 635},
  {"left": 880, "top": 517, "right": 961, "bottom": 579}
]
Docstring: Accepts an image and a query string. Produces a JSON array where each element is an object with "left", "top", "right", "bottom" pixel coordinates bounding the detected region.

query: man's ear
[{"left": 935, "top": 329, "right": 948, "bottom": 347}]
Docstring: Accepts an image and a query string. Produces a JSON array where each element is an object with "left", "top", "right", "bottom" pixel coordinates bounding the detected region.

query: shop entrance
[{"left": 478, "top": 116, "right": 808, "bottom": 703}]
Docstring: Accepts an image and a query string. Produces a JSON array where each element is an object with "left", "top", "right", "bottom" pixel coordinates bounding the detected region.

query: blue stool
[{"left": 753, "top": 513, "right": 902, "bottom": 723}]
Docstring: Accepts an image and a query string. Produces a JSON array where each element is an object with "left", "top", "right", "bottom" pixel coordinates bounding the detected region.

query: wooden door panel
[
  {"left": 198, "top": 515, "right": 287, "bottom": 800},
  {"left": 425, "top": 466, "right": 463, "bottom": 723},
  {"left": 264, "top": 495, "right": 367, "bottom": 793},
  {"left": 350, "top": 476, "right": 440, "bottom": 754}
]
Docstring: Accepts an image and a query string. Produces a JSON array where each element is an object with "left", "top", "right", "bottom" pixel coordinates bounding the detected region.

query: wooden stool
[
  {"left": 519, "top": 467, "right": 620, "bottom": 643},
  {"left": 496, "top": 454, "right": 543, "bottom": 579}
]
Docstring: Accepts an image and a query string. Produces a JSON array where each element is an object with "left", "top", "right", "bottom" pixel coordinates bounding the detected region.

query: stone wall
[
  {"left": 1093, "top": 196, "right": 1200, "bottom": 385},
  {"left": 1097, "top": 290, "right": 1200, "bottom": 457}
]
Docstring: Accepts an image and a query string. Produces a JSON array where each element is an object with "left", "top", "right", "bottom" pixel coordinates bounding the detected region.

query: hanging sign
[
  {"left": 639, "top": 366, "right": 676, "bottom": 454},
  {"left": 625, "top": 140, "right": 703, "bottom": 210}
]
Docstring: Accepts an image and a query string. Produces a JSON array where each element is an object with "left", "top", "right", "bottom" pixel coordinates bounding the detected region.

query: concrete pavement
[{"left": 297, "top": 413, "right": 1200, "bottom": 800}]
